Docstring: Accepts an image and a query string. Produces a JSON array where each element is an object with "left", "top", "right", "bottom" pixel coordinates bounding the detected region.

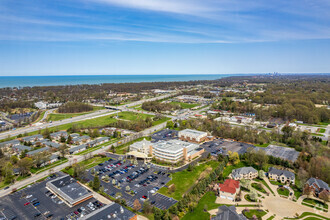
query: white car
[
  {"left": 26, "top": 195, "right": 32, "bottom": 199},
  {"left": 51, "top": 195, "right": 57, "bottom": 199},
  {"left": 58, "top": 201, "right": 63, "bottom": 204}
]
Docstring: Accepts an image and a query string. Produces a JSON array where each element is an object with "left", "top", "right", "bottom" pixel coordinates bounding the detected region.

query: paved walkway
[{"left": 263, "top": 177, "right": 279, "bottom": 197}]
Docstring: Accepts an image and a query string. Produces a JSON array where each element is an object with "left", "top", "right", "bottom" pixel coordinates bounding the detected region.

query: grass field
[
  {"left": 181, "top": 191, "right": 220, "bottom": 220},
  {"left": 63, "top": 156, "right": 110, "bottom": 176},
  {"left": 117, "top": 111, "right": 170, "bottom": 125},
  {"left": 158, "top": 161, "right": 220, "bottom": 200},
  {"left": 46, "top": 106, "right": 105, "bottom": 122},
  {"left": 30, "top": 158, "right": 68, "bottom": 174},
  {"left": 277, "top": 187, "right": 290, "bottom": 197},
  {"left": 302, "top": 198, "right": 328, "bottom": 209},
  {"left": 169, "top": 101, "right": 200, "bottom": 109},
  {"left": 254, "top": 143, "right": 270, "bottom": 148},
  {"left": 318, "top": 128, "right": 326, "bottom": 133},
  {"left": 243, "top": 209, "right": 267, "bottom": 219},
  {"left": 75, "top": 138, "right": 119, "bottom": 155},
  {"left": 284, "top": 212, "right": 328, "bottom": 219},
  {"left": 251, "top": 183, "right": 267, "bottom": 194}
]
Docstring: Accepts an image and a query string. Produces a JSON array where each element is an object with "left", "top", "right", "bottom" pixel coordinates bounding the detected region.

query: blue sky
[{"left": 0, "top": 0, "right": 330, "bottom": 75}]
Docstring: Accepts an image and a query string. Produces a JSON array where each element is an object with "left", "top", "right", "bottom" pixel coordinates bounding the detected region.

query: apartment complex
[{"left": 229, "top": 167, "right": 258, "bottom": 180}]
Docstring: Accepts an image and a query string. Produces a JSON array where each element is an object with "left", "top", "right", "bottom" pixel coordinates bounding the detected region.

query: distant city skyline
[{"left": 1, "top": 0, "right": 330, "bottom": 75}]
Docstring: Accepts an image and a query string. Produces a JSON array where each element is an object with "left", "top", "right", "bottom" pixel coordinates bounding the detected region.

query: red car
[
  {"left": 24, "top": 202, "right": 30, "bottom": 206},
  {"left": 142, "top": 195, "right": 147, "bottom": 199}
]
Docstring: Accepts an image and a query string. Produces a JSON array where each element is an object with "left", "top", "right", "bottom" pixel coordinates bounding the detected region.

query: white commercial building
[
  {"left": 151, "top": 139, "right": 204, "bottom": 163},
  {"left": 179, "top": 129, "right": 208, "bottom": 143}
]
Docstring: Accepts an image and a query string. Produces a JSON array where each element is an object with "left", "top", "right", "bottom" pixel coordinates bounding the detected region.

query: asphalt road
[
  {"left": 0, "top": 93, "right": 176, "bottom": 141},
  {"left": 0, "top": 121, "right": 167, "bottom": 198}
]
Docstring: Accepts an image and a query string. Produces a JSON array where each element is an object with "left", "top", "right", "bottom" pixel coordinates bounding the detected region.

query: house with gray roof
[
  {"left": 26, "top": 146, "right": 50, "bottom": 157},
  {"left": 229, "top": 167, "right": 258, "bottom": 180},
  {"left": 11, "top": 145, "right": 32, "bottom": 154},
  {"left": 72, "top": 135, "right": 90, "bottom": 145},
  {"left": 211, "top": 205, "right": 247, "bottom": 220},
  {"left": 0, "top": 139, "right": 20, "bottom": 149},
  {"left": 43, "top": 141, "right": 61, "bottom": 149},
  {"left": 306, "top": 178, "right": 329, "bottom": 197},
  {"left": 69, "top": 144, "right": 87, "bottom": 154},
  {"left": 50, "top": 131, "right": 68, "bottom": 141},
  {"left": 268, "top": 167, "right": 295, "bottom": 184},
  {"left": 22, "top": 134, "right": 43, "bottom": 143}
]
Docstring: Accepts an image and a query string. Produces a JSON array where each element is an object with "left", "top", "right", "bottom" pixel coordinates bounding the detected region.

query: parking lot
[
  {"left": 0, "top": 173, "right": 102, "bottom": 220},
  {"left": 202, "top": 139, "right": 255, "bottom": 156},
  {"left": 87, "top": 158, "right": 177, "bottom": 210}
]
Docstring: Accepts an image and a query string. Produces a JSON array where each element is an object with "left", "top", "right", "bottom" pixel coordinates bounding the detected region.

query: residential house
[
  {"left": 11, "top": 145, "right": 32, "bottom": 155},
  {"left": 212, "top": 205, "right": 247, "bottom": 220},
  {"left": 268, "top": 167, "right": 295, "bottom": 184},
  {"left": 21, "top": 134, "right": 43, "bottom": 143},
  {"left": 0, "top": 139, "right": 20, "bottom": 150},
  {"left": 43, "top": 141, "right": 61, "bottom": 149},
  {"left": 305, "top": 178, "right": 330, "bottom": 197},
  {"left": 26, "top": 146, "right": 50, "bottom": 157},
  {"left": 218, "top": 179, "right": 240, "bottom": 201},
  {"left": 72, "top": 135, "right": 90, "bottom": 145},
  {"left": 229, "top": 167, "right": 258, "bottom": 180},
  {"left": 69, "top": 144, "right": 87, "bottom": 154},
  {"left": 50, "top": 131, "right": 68, "bottom": 141}
]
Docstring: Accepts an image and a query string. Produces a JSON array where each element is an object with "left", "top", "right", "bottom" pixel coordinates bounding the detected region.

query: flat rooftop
[
  {"left": 179, "top": 129, "right": 207, "bottom": 136},
  {"left": 46, "top": 175, "right": 93, "bottom": 205},
  {"left": 152, "top": 139, "right": 200, "bottom": 153},
  {"left": 81, "top": 202, "right": 136, "bottom": 220}
]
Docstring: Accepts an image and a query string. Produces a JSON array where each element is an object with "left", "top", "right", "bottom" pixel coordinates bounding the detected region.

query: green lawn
[
  {"left": 30, "top": 158, "right": 68, "bottom": 174},
  {"left": 277, "top": 187, "right": 290, "bottom": 197},
  {"left": 116, "top": 111, "right": 170, "bottom": 126},
  {"left": 181, "top": 191, "right": 220, "bottom": 220},
  {"left": 311, "top": 133, "right": 323, "bottom": 137},
  {"left": 169, "top": 101, "right": 200, "bottom": 109},
  {"left": 243, "top": 209, "right": 267, "bottom": 219},
  {"left": 302, "top": 198, "right": 328, "bottom": 210},
  {"left": 318, "top": 128, "right": 326, "bottom": 133},
  {"left": 62, "top": 156, "right": 110, "bottom": 175},
  {"left": 254, "top": 179, "right": 275, "bottom": 196},
  {"left": 284, "top": 212, "right": 329, "bottom": 220},
  {"left": 75, "top": 138, "right": 119, "bottom": 155},
  {"left": 269, "top": 180, "right": 283, "bottom": 186},
  {"left": 251, "top": 183, "right": 267, "bottom": 194},
  {"left": 254, "top": 143, "right": 270, "bottom": 148},
  {"left": 117, "top": 111, "right": 153, "bottom": 121},
  {"left": 47, "top": 106, "right": 105, "bottom": 122},
  {"left": 158, "top": 161, "right": 220, "bottom": 200}
]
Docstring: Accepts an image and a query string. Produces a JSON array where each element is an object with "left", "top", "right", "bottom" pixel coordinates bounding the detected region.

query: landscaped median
[
  {"left": 30, "top": 157, "right": 68, "bottom": 174},
  {"left": 301, "top": 198, "right": 328, "bottom": 212},
  {"left": 284, "top": 212, "right": 329, "bottom": 220}
]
